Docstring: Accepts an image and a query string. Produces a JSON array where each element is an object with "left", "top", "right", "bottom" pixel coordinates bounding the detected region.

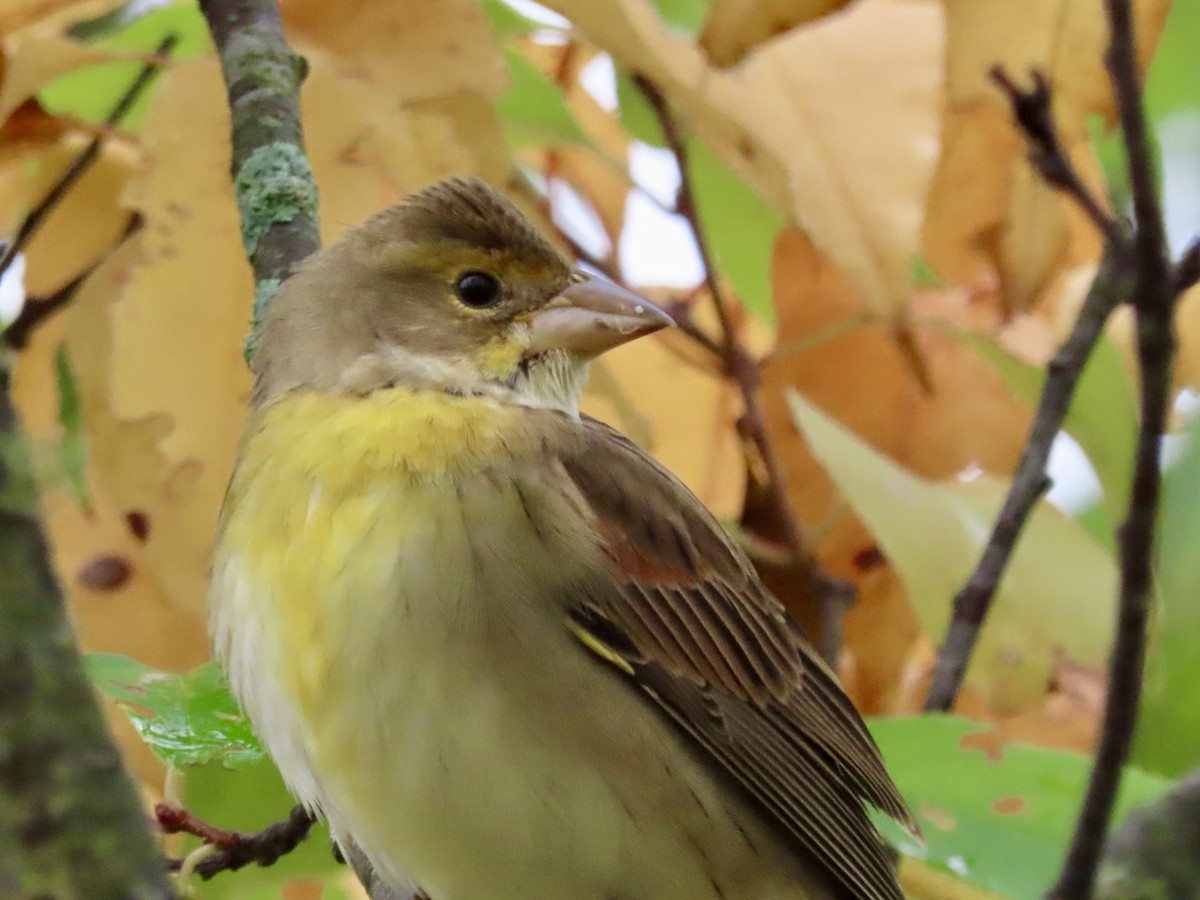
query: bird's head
[{"left": 252, "top": 177, "right": 672, "bottom": 413}]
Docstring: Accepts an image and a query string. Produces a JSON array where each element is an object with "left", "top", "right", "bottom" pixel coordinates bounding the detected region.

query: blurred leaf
[
  {"left": 690, "top": 139, "right": 783, "bottom": 322},
  {"left": 870, "top": 715, "right": 1172, "bottom": 899},
  {"left": 910, "top": 255, "right": 944, "bottom": 288},
  {"left": 38, "top": 1, "right": 210, "bottom": 130},
  {"left": 183, "top": 759, "right": 350, "bottom": 900},
  {"left": 496, "top": 46, "right": 592, "bottom": 148},
  {"left": 699, "top": 0, "right": 851, "bottom": 67},
  {"left": 614, "top": 68, "right": 665, "bottom": 147},
  {"left": 54, "top": 343, "right": 90, "bottom": 512},
  {"left": 960, "top": 331, "right": 1136, "bottom": 528},
  {"left": 788, "top": 390, "right": 1116, "bottom": 710},
  {"left": 1134, "top": 415, "right": 1200, "bottom": 777},
  {"left": 650, "top": 0, "right": 711, "bottom": 36},
  {"left": 87, "top": 654, "right": 264, "bottom": 770},
  {"left": 479, "top": 0, "right": 540, "bottom": 37}
]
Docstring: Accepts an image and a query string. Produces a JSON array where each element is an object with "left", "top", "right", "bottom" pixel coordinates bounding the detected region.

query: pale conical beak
[{"left": 527, "top": 273, "right": 674, "bottom": 358}]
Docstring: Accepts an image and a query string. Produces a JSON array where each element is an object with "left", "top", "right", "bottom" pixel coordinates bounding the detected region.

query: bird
[{"left": 210, "top": 176, "right": 915, "bottom": 900}]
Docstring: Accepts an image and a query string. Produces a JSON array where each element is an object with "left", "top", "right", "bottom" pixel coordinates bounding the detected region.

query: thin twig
[
  {"left": 0, "top": 36, "right": 176, "bottom": 287},
  {"left": 4, "top": 214, "right": 142, "bottom": 349},
  {"left": 924, "top": 246, "right": 1133, "bottom": 711},
  {"left": 632, "top": 74, "right": 851, "bottom": 661},
  {"left": 1047, "top": 1, "right": 1179, "bottom": 896},
  {"left": 159, "top": 803, "right": 316, "bottom": 879},
  {"left": 989, "top": 67, "right": 1123, "bottom": 244}
]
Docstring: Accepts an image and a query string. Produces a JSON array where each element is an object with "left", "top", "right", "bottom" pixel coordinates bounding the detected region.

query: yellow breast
[{"left": 213, "top": 387, "right": 519, "bottom": 720}]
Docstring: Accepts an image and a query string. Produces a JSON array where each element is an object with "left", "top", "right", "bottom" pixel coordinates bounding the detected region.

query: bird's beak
[{"left": 527, "top": 273, "right": 674, "bottom": 358}]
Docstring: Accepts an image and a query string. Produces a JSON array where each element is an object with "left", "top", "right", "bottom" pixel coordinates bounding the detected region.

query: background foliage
[{"left": 3, "top": 0, "right": 1199, "bottom": 896}]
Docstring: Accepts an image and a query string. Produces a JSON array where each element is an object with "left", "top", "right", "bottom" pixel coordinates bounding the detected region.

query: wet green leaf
[{"left": 86, "top": 654, "right": 263, "bottom": 770}]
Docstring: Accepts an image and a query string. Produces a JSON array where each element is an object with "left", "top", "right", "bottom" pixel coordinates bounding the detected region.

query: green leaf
[
  {"left": 787, "top": 390, "right": 1117, "bottom": 709},
  {"left": 689, "top": 140, "right": 784, "bottom": 322},
  {"left": 615, "top": 69, "right": 666, "bottom": 147},
  {"left": 1133, "top": 414, "right": 1200, "bottom": 777},
  {"left": 648, "top": 0, "right": 712, "bottom": 36},
  {"left": 86, "top": 654, "right": 264, "bottom": 769},
  {"left": 181, "top": 759, "right": 348, "bottom": 899},
  {"left": 910, "top": 254, "right": 944, "bottom": 288},
  {"left": 870, "top": 715, "right": 1173, "bottom": 899},
  {"left": 959, "top": 331, "right": 1136, "bottom": 529},
  {"left": 54, "top": 344, "right": 90, "bottom": 513},
  {"left": 496, "top": 47, "right": 593, "bottom": 149},
  {"left": 38, "top": 1, "right": 210, "bottom": 131}
]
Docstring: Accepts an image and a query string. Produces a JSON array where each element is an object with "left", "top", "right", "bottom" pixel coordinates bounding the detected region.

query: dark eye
[{"left": 455, "top": 270, "right": 502, "bottom": 309}]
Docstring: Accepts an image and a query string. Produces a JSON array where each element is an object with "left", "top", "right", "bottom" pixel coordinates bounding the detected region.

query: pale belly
[{"left": 212, "top": 468, "right": 819, "bottom": 900}]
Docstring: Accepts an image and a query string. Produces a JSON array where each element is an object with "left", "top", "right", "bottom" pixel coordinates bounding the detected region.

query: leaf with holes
[{"left": 871, "top": 715, "right": 1172, "bottom": 898}]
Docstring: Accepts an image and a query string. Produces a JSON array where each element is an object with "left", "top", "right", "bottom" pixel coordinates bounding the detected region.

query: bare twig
[
  {"left": 924, "top": 246, "right": 1134, "bottom": 711},
  {"left": 1048, "top": 2, "right": 1179, "bottom": 896},
  {"left": 631, "top": 74, "right": 851, "bottom": 661},
  {"left": 988, "top": 67, "right": 1123, "bottom": 244},
  {"left": 0, "top": 36, "right": 175, "bottom": 287},
  {"left": 159, "top": 803, "right": 316, "bottom": 879},
  {"left": 4, "top": 214, "right": 142, "bottom": 350}
]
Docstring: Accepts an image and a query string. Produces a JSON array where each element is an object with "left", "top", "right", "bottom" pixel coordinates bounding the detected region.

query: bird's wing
[{"left": 541, "top": 414, "right": 915, "bottom": 900}]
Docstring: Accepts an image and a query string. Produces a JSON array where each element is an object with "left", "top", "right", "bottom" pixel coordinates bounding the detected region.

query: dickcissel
[{"left": 211, "top": 177, "right": 914, "bottom": 900}]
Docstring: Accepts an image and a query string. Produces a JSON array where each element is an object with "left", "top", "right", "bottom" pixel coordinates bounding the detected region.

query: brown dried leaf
[
  {"left": 700, "top": 0, "right": 852, "bottom": 67},
  {"left": 923, "top": 0, "right": 1170, "bottom": 313},
  {"left": 545, "top": 0, "right": 941, "bottom": 317}
]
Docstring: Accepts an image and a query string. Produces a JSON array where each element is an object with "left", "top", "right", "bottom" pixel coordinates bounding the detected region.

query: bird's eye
[{"left": 454, "top": 270, "right": 502, "bottom": 309}]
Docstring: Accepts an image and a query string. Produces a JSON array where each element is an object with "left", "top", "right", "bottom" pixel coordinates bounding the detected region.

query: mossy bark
[{"left": 0, "top": 360, "right": 172, "bottom": 898}]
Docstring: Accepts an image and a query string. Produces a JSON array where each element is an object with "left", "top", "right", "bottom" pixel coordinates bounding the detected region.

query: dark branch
[
  {"left": 1048, "top": 1, "right": 1180, "bottom": 896},
  {"left": 631, "top": 73, "right": 852, "bottom": 663},
  {"left": 0, "top": 36, "right": 175, "bottom": 287},
  {"left": 4, "top": 214, "right": 142, "bottom": 350},
  {"left": 159, "top": 803, "right": 316, "bottom": 879},
  {"left": 988, "top": 67, "right": 1123, "bottom": 244},
  {"left": 925, "top": 246, "right": 1134, "bottom": 710}
]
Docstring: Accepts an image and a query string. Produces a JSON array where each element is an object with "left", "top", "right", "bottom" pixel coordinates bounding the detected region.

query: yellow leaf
[
  {"left": 787, "top": 389, "right": 1116, "bottom": 712},
  {"left": 923, "top": 0, "right": 1171, "bottom": 312},
  {"left": 699, "top": 0, "right": 851, "bottom": 67},
  {"left": 544, "top": 0, "right": 942, "bottom": 316}
]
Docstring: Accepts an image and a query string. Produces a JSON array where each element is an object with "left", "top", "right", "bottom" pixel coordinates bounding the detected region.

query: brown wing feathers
[{"left": 554, "top": 415, "right": 914, "bottom": 900}]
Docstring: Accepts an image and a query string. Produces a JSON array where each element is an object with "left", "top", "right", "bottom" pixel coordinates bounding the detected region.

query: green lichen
[
  {"left": 222, "top": 26, "right": 306, "bottom": 99},
  {"left": 244, "top": 277, "right": 281, "bottom": 364},
  {"left": 233, "top": 142, "right": 318, "bottom": 257}
]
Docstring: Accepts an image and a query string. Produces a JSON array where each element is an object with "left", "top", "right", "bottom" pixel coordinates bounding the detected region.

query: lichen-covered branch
[
  {"left": 0, "top": 363, "right": 173, "bottom": 898},
  {"left": 198, "top": 0, "right": 320, "bottom": 359}
]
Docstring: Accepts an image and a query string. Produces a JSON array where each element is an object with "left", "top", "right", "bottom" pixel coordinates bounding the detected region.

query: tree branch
[
  {"left": 632, "top": 73, "right": 852, "bottom": 662},
  {"left": 0, "top": 368, "right": 172, "bottom": 897},
  {"left": 0, "top": 36, "right": 175, "bottom": 288},
  {"left": 0, "top": 38, "right": 182, "bottom": 899},
  {"left": 924, "top": 245, "right": 1134, "bottom": 711},
  {"left": 1048, "top": 1, "right": 1179, "bottom": 896},
  {"left": 159, "top": 802, "right": 315, "bottom": 878},
  {"left": 198, "top": 0, "right": 320, "bottom": 360}
]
